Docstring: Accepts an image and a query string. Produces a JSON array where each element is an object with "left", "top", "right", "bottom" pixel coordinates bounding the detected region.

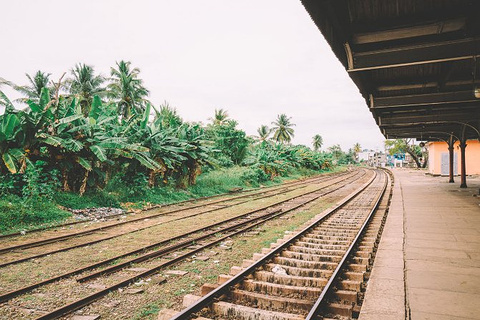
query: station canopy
[{"left": 301, "top": 0, "right": 480, "bottom": 142}]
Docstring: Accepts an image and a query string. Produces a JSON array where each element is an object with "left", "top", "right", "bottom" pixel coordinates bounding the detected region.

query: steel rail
[
  {"left": 32, "top": 170, "right": 369, "bottom": 320},
  {"left": 0, "top": 169, "right": 365, "bottom": 304},
  {"left": 34, "top": 210, "right": 287, "bottom": 320},
  {"left": 170, "top": 170, "right": 380, "bottom": 320},
  {"left": 76, "top": 171, "right": 363, "bottom": 282},
  {"left": 305, "top": 169, "right": 389, "bottom": 319}
]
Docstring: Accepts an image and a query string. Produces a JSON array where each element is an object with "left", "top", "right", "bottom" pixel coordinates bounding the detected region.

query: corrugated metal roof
[{"left": 301, "top": 0, "right": 480, "bottom": 140}]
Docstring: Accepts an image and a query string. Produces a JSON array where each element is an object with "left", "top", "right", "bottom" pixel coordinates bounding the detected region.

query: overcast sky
[{"left": 0, "top": 0, "right": 385, "bottom": 151}]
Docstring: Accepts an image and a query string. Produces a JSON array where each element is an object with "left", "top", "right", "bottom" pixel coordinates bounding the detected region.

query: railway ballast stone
[
  {"left": 157, "top": 309, "right": 178, "bottom": 320},
  {"left": 195, "top": 255, "right": 210, "bottom": 261},
  {"left": 69, "top": 207, "right": 125, "bottom": 220},
  {"left": 182, "top": 294, "right": 202, "bottom": 307}
]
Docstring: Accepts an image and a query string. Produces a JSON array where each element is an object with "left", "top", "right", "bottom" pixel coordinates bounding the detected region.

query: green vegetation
[
  {"left": 385, "top": 138, "right": 427, "bottom": 168},
  {"left": 0, "top": 195, "right": 70, "bottom": 233},
  {"left": 132, "top": 304, "right": 160, "bottom": 320},
  {"left": 0, "top": 62, "right": 355, "bottom": 233}
]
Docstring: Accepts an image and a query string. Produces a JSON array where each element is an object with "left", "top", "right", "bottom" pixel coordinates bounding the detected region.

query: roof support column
[
  {"left": 459, "top": 138, "right": 467, "bottom": 188},
  {"left": 448, "top": 135, "right": 456, "bottom": 183}
]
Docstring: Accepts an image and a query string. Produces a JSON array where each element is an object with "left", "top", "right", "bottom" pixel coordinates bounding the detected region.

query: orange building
[{"left": 428, "top": 140, "right": 480, "bottom": 176}]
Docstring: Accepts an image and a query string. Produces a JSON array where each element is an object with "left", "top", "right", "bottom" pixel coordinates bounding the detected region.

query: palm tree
[
  {"left": 271, "top": 114, "right": 295, "bottom": 143},
  {"left": 108, "top": 60, "right": 149, "bottom": 119},
  {"left": 255, "top": 125, "right": 271, "bottom": 143},
  {"left": 353, "top": 142, "right": 361, "bottom": 161},
  {"left": 11, "top": 71, "right": 53, "bottom": 104},
  {"left": 210, "top": 108, "right": 229, "bottom": 125},
  {"left": 312, "top": 134, "right": 323, "bottom": 151},
  {"left": 67, "top": 63, "right": 105, "bottom": 116},
  {"left": 0, "top": 78, "right": 15, "bottom": 110}
]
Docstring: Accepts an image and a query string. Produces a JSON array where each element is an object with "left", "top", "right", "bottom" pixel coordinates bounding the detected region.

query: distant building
[
  {"left": 357, "top": 150, "right": 375, "bottom": 163},
  {"left": 372, "top": 152, "right": 386, "bottom": 167},
  {"left": 357, "top": 150, "right": 386, "bottom": 167},
  {"left": 427, "top": 140, "right": 480, "bottom": 176}
]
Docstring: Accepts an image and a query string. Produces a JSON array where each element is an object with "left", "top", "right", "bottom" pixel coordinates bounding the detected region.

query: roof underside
[{"left": 301, "top": 0, "right": 480, "bottom": 141}]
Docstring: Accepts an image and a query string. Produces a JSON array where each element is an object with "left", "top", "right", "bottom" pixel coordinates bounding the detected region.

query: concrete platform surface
[{"left": 359, "top": 169, "right": 480, "bottom": 320}]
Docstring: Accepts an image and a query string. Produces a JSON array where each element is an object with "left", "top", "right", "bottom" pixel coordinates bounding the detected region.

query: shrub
[
  {"left": 0, "top": 195, "right": 70, "bottom": 233},
  {"left": 241, "top": 167, "right": 270, "bottom": 185},
  {"left": 54, "top": 190, "right": 121, "bottom": 209}
]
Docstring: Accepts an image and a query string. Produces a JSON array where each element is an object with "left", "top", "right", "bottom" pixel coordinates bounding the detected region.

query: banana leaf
[
  {"left": 90, "top": 145, "right": 108, "bottom": 162},
  {"left": 56, "top": 114, "right": 84, "bottom": 125},
  {"left": 2, "top": 152, "right": 17, "bottom": 173},
  {"left": 36, "top": 133, "right": 64, "bottom": 147},
  {"left": 89, "top": 95, "right": 102, "bottom": 120},
  {"left": 76, "top": 157, "right": 92, "bottom": 171}
]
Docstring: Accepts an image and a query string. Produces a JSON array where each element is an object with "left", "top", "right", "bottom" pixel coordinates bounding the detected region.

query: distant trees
[
  {"left": 13, "top": 71, "right": 53, "bottom": 104},
  {"left": 1, "top": 63, "right": 355, "bottom": 200},
  {"left": 312, "top": 134, "right": 323, "bottom": 151},
  {"left": 153, "top": 102, "right": 183, "bottom": 129},
  {"left": 255, "top": 125, "right": 271, "bottom": 144},
  {"left": 108, "top": 60, "right": 149, "bottom": 119},
  {"left": 67, "top": 63, "right": 106, "bottom": 116},
  {"left": 328, "top": 144, "right": 342, "bottom": 160},
  {"left": 353, "top": 142, "right": 361, "bottom": 161},
  {"left": 272, "top": 114, "right": 295, "bottom": 143},
  {"left": 207, "top": 110, "right": 249, "bottom": 166},
  {"left": 210, "top": 108, "right": 229, "bottom": 126},
  {"left": 385, "top": 139, "right": 427, "bottom": 168}
]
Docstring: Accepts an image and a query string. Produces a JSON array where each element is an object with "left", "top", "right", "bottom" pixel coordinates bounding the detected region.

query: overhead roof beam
[
  {"left": 384, "top": 126, "right": 479, "bottom": 139},
  {"left": 347, "top": 38, "right": 480, "bottom": 72},
  {"left": 352, "top": 18, "right": 466, "bottom": 44},
  {"left": 378, "top": 112, "right": 478, "bottom": 126},
  {"left": 377, "top": 82, "right": 437, "bottom": 92},
  {"left": 385, "top": 124, "right": 465, "bottom": 133},
  {"left": 385, "top": 131, "right": 455, "bottom": 140},
  {"left": 377, "top": 79, "right": 480, "bottom": 92},
  {"left": 370, "top": 90, "right": 479, "bottom": 109}
]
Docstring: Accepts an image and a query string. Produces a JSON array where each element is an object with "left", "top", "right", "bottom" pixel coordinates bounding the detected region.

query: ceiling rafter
[
  {"left": 352, "top": 18, "right": 466, "bottom": 44},
  {"left": 370, "top": 91, "right": 479, "bottom": 109},
  {"left": 348, "top": 38, "right": 480, "bottom": 72},
  {"left": 301, "top": 0, "right": 480, "bottom": 140}
]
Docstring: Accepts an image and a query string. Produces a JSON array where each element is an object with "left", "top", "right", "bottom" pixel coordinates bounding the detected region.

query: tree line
[{"left": 0, "top": 61, "right": 355, "bottom": 199}]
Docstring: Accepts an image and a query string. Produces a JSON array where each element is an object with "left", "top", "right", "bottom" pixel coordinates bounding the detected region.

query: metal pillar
[
  {"left": 448, "top": 135, "right": 455, "bottom": 183},
  {"left": 459, "top": 139, "right": 467, "bottom": 188}
]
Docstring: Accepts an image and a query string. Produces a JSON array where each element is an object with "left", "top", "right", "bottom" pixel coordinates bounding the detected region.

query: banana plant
[
  {"left": 175, "top": 124, "right": 212, "bottom": 187},
  {"left": 0, "top": 110, "right": 29, "bottom": 173}
]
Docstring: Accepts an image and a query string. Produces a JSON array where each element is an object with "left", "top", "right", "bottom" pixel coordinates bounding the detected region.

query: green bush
[
  {"left": 241, "top": 167, "right": 270, "bottom": 186},
  {"left": 0, "top": 161, "right": 60, "bottom": 199},
  {"left": 54, "top": 190, "right": 121, "bottom": 209},
  {"left": 0, "top": 174, "right": 23, "bottom": 196},
  {"left": 22, "top": 161, "right": 61, "bottom": 200},
  {"left": 0, "top": 195, "right": 70, "bottom": 233}
]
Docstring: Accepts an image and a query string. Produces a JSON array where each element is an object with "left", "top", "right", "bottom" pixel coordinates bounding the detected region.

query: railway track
[
  {"left": 161, "top": 168, "right": 392, "bottom": 320},
  {"left": 0, "top": 171, "right": 341, "bottom": 241},
  {"left": 0, "top": 173, "right": 332, "bottom": 248},
  {"left": 0, "top": 169, "right": 373, "bottom": 320},
  {"left": 311, "top": 171, "right": 393, "bottom": 319},
  {"left": 0, "top": 171, "right": 354, "bottom": 268}
]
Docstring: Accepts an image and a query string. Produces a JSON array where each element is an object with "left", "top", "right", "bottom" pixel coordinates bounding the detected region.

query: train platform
[{"left": 359, "top": 168, "right": 480, "bottom": 320}]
